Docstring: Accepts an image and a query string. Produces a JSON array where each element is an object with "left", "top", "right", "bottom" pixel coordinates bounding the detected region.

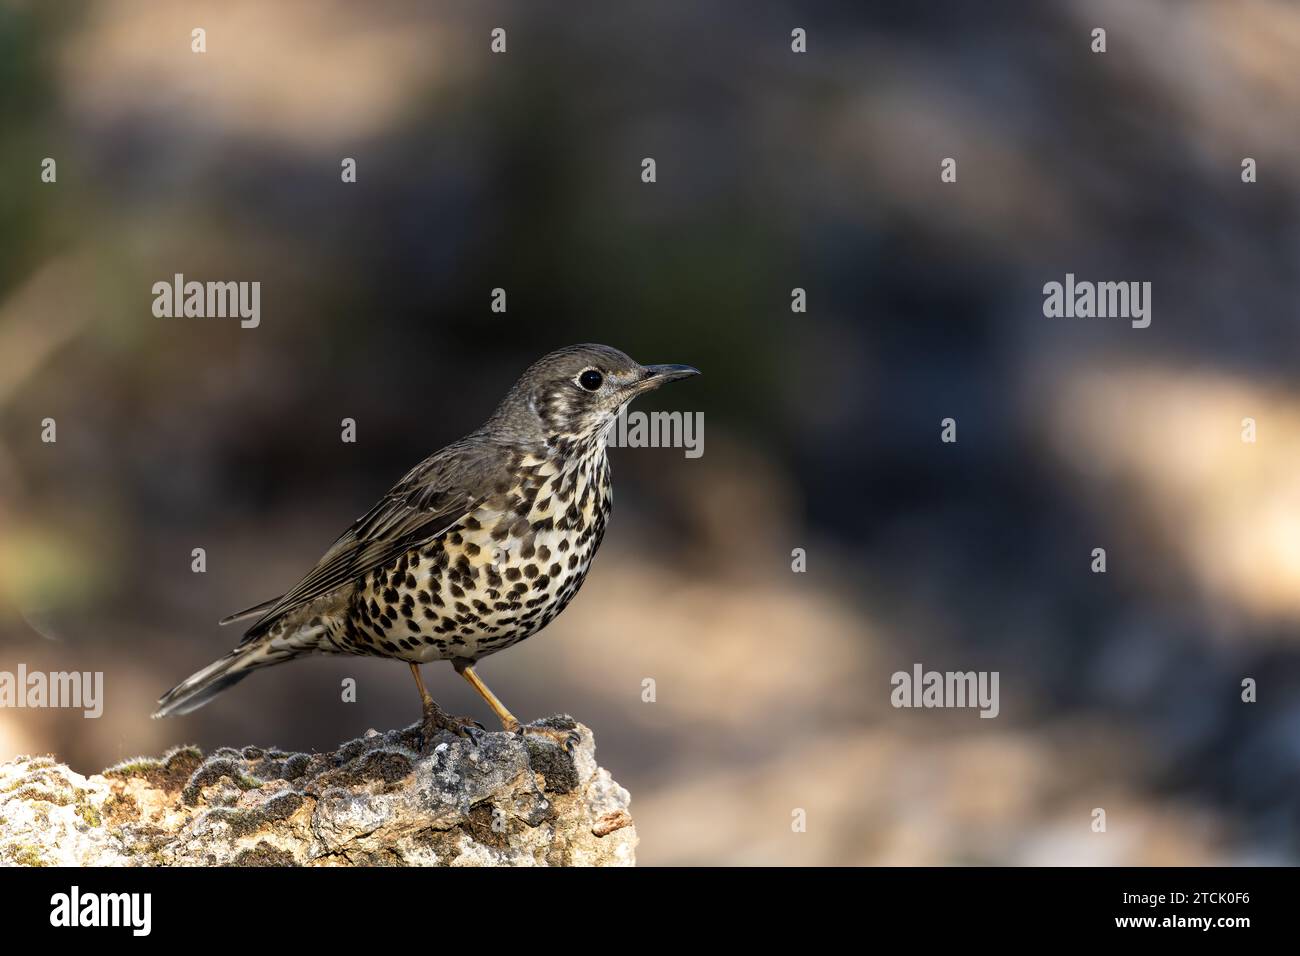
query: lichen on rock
[{"left": 0, "top": 717, "right": 635, "bottom": 866}]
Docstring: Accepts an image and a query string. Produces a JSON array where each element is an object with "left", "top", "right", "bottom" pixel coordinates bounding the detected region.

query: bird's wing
[
  {"left": 238, "top": 436, "right": 506, "bottom": 640},
  {"left": 219, "top": 596, "right": 281, "bottom": 626}
]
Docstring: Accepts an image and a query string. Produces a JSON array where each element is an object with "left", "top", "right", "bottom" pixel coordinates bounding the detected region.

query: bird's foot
[
  {"left": 505, "top": 717, "right": 582, "bottom": 755},
  {"left": 419, "top": 701, "right": 486, "bottom": 750}
]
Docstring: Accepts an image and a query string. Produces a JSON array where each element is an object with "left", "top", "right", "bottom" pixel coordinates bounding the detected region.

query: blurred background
[{"left": 3, "top": 0, "right": 1300, "bottom": 865}]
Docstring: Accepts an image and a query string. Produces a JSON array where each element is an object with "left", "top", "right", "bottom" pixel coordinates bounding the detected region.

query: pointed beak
[{"left": 635, "top": 364, "right": 701, "bottom": 392}]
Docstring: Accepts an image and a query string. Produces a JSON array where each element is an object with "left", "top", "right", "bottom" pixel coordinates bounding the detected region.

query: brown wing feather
[
  {"left": 238, "top": 435, "right": 510, "bottom": 640},
  {"left": 219, "top": 596, "right": 281, "bottom": 626}
]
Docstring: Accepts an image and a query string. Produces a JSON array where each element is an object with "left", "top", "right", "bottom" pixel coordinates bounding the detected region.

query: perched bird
[{"left": 154, "top": 344, "right": 699, "bottom": 747}]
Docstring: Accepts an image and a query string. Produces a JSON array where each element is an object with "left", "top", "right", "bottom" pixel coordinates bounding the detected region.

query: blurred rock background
[{"left": 2, "top": 0, "right": 1299, "bottom": 864}]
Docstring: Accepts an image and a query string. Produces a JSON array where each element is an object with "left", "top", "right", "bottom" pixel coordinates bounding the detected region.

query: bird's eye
[{"left": 578, "top": 369, "right": 604, "bottom": 391}]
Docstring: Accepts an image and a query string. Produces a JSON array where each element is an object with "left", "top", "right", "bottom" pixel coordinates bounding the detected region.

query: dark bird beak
[{"left": 636, "top": 364, "right": 701, "bottom": 392}]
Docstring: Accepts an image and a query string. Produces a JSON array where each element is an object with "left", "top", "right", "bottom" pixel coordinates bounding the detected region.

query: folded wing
[{"left": 237, "top": 435, "right": 507, "bottom": 641}]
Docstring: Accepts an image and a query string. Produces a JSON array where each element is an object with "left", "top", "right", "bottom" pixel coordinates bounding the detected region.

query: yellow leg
[
  {"left": 455, "top": 663, "right": 521, "bottom": 731},
  {"left": 455, "top": 662, "right": 581, "bottom": 753},
  {"left": 410, "top": 662, "right": 434, "bottom": 710},
  {"left": 410, "top": 662, "right": 482, "bottom": 741}
]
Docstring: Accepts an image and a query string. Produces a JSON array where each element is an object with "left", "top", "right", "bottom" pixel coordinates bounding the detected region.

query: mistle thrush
[{"left": 154, "top": 344, "right": 699, "bottom": 746}]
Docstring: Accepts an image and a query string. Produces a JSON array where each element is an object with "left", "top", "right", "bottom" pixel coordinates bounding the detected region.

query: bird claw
[
  {"left": 419, "top": 710, "right": 486, "bottom": 749},
  {"left": 459, "top": 721, "right": 487, "bottom": 747},
  {"left": 516, "top": 723, "right": 581, "bottom": 755}
]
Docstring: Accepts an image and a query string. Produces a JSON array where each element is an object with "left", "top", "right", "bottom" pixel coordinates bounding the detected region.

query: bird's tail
[{"left": 152, "top": 636, "right": 303, "bottom": 718}]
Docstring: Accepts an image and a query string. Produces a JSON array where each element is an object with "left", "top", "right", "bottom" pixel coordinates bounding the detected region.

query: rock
[{"left": 0, "top": 717, "right": 636, "bottom": 866}]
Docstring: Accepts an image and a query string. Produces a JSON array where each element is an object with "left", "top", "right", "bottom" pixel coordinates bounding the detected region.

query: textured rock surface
[{"left": 0, "top": 716, "right": 635, "bottom": 866}]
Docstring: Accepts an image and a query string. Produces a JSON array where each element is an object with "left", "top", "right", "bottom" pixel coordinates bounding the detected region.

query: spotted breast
[{"left": 331, "top": 443, "right": 613, "bottom": 663}]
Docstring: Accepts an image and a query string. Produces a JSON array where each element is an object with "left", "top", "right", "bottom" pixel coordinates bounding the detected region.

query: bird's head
[{"left": 489, "top": 343, "right": 700, "bottom": 448}]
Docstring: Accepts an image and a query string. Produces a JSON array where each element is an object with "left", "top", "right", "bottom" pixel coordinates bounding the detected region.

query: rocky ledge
[{"left": 0, "top": 716, "right": 635, "bottom": 866}]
